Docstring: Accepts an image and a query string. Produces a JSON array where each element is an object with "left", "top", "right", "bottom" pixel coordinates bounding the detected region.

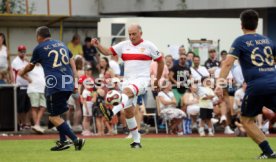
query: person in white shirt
[
  {"left": 81, "top": 78, "right": 96, "bottom": 136},
  {"left": 12, "top": 45, "right": 31, "bottom": 130},
  {"left": 182, "top": 84, "right": 200, "bottom": 130},
  {"left": 0, "top": 33, "right": 13, "bottom": 83},
  {"left": 109, "top": 55, "right": 121, "bottom": 77},
  {"left": 190, "top": 55, "right": 210, "bottom": 82},
  {"left": 158, "top": 81, "right": 186, "bottom": 134},
  {"left": 198, "top": 77, "right": 215, "bottom": 136},
  {"left": 24, "top": 63, "right": 46, "bottom": 134},
  {"left": 91, "top": 24, "right": 164, "bottom": 148},
  {"left": 234, "top": 82, "right": 246, "bottom": 112}
]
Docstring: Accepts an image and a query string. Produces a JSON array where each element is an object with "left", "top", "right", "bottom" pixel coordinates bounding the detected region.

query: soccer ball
[{"left": 105, "top": 90, "right": 122, "bottom": 106}]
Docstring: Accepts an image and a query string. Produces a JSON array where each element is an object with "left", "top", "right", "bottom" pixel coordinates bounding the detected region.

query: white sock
[
  {"left": 126, "top": 117, "right": 140, "bottom": 143},
  {"left": 112, "top": 94, "right": 129, "bottom": 115}
]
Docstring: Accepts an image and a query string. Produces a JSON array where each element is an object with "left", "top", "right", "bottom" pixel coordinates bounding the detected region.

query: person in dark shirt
[
  {"left": 82, "top": 37, "right": 100, "bottom": 72},
  {"left": 169, "top": 53, "right": 191, "bottom": 107},
  {"left": 216, "top": 9, "right": 276, "bottom": 159},
  {"left": 204, "top": 49, "right": 220, "bottom": 77}
]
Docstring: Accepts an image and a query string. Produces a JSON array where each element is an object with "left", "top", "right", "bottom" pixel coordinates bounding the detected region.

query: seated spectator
[
  {"left": 190, "top": 55, "right": 210, "bottom": 82},
  {"left": 158, "top": 81, "right": 186, "bottom": 134},
  {"left": 67, "top": 34, "right": 83, "bottom": 57},
  {"left": 182, "top": 84, "right": 200, "bottom": 130}
]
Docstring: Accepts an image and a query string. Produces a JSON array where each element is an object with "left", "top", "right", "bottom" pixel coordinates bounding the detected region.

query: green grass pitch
[{"left": 0, "top": 137, "right": 275, "bottom": 162}]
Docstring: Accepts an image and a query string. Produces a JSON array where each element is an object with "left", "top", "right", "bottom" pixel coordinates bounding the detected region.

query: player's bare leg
[{"left": 241, "top": 116, "right": 275, "bottom": 158}]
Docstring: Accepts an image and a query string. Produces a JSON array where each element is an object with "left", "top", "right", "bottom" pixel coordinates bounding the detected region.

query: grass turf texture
[{"left": 0, "top": 137, "right": 275, "bottom": 162}]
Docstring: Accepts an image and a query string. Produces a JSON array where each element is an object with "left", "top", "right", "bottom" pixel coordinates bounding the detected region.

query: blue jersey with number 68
[
  {"left": 30, "top": 39, "right": 74, "bottom": 96},
  {"left": 229, "top": 34, "right": 276, "bottom": 95}
]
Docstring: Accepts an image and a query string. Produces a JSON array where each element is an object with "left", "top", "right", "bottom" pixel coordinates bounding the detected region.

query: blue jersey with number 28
[
  {"left": 30, "top": 39, "right": 74, "bottom": 96},
  {"left": 229, "top": 34, "right": 276, "bottom": 95}
]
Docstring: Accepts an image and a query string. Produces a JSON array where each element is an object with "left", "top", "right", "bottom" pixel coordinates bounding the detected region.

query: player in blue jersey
[
  {"left": 19, "top": 26, "right": 85, "bottom": 151},
  {"left": 216, "top": 9, "right": 276, "bottom": 159}
]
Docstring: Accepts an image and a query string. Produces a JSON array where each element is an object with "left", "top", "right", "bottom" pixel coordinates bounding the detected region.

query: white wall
[
  {"left": 0, "top": 27, "right": 97, "bottom": 59},
  {"left": 98, "top": 17, "right": 263, "bottom": 55}
]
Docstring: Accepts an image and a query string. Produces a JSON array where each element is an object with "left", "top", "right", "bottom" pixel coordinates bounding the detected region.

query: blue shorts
[
  {"left": 46, "top": 91, "right": 72, "bottom": 116},
  {"left": 241, "top": 93, "right": 276, "bottom": 117}
]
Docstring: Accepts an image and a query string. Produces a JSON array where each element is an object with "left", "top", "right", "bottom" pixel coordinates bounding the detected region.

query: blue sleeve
[
  {"left": 68, "top": 49, "right": 73, "bottom": 59},
  {"left": 271, "top": 40, "right": 276, "bottom": 57},
  {"left": 228, "top": 37, "right": 242, "bottom": 59},
  {"left": 30, "top": 47, "right": 41, "bottom": 64}
]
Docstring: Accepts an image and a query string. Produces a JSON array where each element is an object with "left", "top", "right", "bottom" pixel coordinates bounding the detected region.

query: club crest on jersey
[{"left": 140, "top": 48, "right": 145, "bottom": 52}]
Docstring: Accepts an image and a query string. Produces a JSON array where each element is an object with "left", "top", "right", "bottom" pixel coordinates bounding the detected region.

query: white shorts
[
  {"left": 122, "top": 77, "right": 149, "bottom": 108},
  {"left": 187, "top": 105, "right": 200, "bottom": 116},
  {"left": 122, "top": 77, "right": 149, "bottom": 96},
  {"left": 82, "top": 102, "right": 93, "bottom": 117}
]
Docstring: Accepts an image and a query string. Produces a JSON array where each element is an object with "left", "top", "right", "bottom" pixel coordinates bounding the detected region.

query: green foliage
[
  {"left": 0, "top": 0, "right": 35, "bottom": 14},
  {"left": 0, "top": 137, "right": 275, "bottom": 162}
]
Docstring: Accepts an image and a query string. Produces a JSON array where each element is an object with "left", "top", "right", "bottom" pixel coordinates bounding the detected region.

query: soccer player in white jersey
[{"left": 91, "top": 24, "right": 164, "bottom": 148}]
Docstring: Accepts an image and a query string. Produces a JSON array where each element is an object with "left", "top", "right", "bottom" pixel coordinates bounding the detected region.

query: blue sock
[
  {"left": 57, "top": 122, "right": 78, "bottom": 142},
  {"left": 259, "top": 140, "right": 273, "bottom": 155},
  {"left": 56, "top": 129, "right": 67, "bottom": 142}
]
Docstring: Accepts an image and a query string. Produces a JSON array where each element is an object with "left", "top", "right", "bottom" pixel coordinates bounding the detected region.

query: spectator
[
  {"left": 186, "top": 51, "right": 195, "bottom": 68},
  {"left": 23, "top": 63, "right": 46, "bottom": 134},
  {"left": 109, "top": 55, "right": 121, "bottom": 77},
  {"left": 0, "top": 33, "right": 13, "bottom": 83},
  {"left": 158, "top": 81, "right": 186, "bottom": 134},
  {"left": 66, "top": 56, "right": 84, "bottom": 131},
  {"left": 198, "top": 77, "right": 215, "bottom": 136},
  {"left": 67, "top": 34, "right": 83, "bottom": 57},
  {"left": 99, "top": 57, "right": 114, "bottom": 79},
  {"left": 82, "top": 37, "right": 100, "bottom": 72},
  {"left": 12, "top": 45, "right": 31, "bottom": 130},
  {"left": 182, "top": 84, "right": 200, "bottom": 131},
  {"left": 220, "top": 50, "right": 228, "bottom": 63},
  {"left": 165, "top": 55, "right": 174, "bottom": 69},
  {"left": 92, "top": 88, "right": 107, "bottom": 136},
  {"left": 204, "top": 49, "right": 220, "bottom": 77},
  {"left": 169, "top": 53, "right": 191, "bottom": 107},
  {"left": 190, "top": 55, "right": 210, "bottom": 82},
  {"left": 173, "top": 45, "right": 186, "bottom": 66},
  {"left": 81, "top": 78, "right": 96, "bottom": 136}
]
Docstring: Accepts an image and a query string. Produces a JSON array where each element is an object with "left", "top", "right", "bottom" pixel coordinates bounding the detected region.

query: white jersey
[{"left": 110, "top": 39, "right": 162, "bottom": 80}]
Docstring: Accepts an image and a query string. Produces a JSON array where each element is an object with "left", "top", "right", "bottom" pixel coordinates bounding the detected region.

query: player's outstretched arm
[
  {"left": 215, "top": 55, "right": 236, "bottom": 96},
  {"left": 91, "top": 38, "right": 113, "bottom": 56},
  {"left": 219, "top": 55, "right": 236, "bottom": 79},
  {"left": 18, "top": 63, "right": 35, "bottom": 77}
]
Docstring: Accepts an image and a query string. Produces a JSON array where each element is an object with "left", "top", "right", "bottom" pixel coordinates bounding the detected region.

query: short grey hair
[{"left": 36, "top": 26, "right": 51, "bottom": 38}]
